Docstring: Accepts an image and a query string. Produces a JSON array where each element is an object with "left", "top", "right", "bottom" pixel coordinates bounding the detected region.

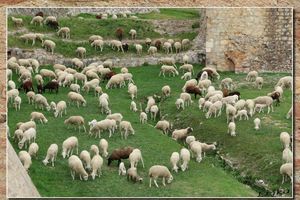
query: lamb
[
  {"left": 155, "top": 120, "right": 172, "bottom": 134},
  {"left": 13, "top": 96, "right": 21, "bottom": 111},
  {"left": 234, "top": 99, "right": 246, "bottom": 111},
  {"left": 64, "top": 116, "right": 86, "bottom": 133},
  {"left": 30, "top": 111, "right": 48, "bottom": 124},
  {"left": 120, "top": 121, "right": 135, "bottom": 139},
  {"left": 148, "top": 165, "right": 173, "bottom": 187},
  {"left": 253, "top": 96, "right": 274, "bottom": 114},
  {"left": 129, "top": 148, "right": 145, "bottom": 168},
  {"left": 200, "top": 142, "right": 216, "bottom": 157},
  {"left": 68, "top": 155, "right": 88, "bottom": 181},
  {"left": 139, "top": 111, "right": 147, "bottom": 124},
  {"left": 206, "top": 100, "right": 222, "bottom": 119},
  {"left": 91, "top": 39, "right": 104, "bottom": 51},
  {"left": 172, "top": 127, "right": 193, "bottom": 141},
  {"left": 70, "top": 83, "right": 80, "bottom": 93},
  {"left": 280, "top": 132, "right": 291, "bottom": 149},
  {"left": 57, "top": 27, "right": 70, "bottom": 39},
  {"left": 83, "top": 79, "right": 99, "bottom": 93},
  {"left": 286, "top": 106, "right": 292, "bottom": 119},
  {"left": 28, "top": 142, "right": 39, "bottom": 159},
  {"left": 19, "top": 121, "right": 36, "bottom": 132},
  {"left": 280, "top": 163, "right": 292, "bottom": 184},
  {"left": 62, "top": 136, "right": 79, "bottom": 158},
  {"left": 129, "top": 29, "right": 137, "bottom": 39},
  {"left": 158, "top": 57, "right": 177, "bottom": 68},
  {"left": 40, "top": 69, "right": 57, "bottom": 79},
  {"left": 128, "top": 83, "right": 137, "bottom": 99},
  {"left": 106, "top": 113, "right": 123, "bottom": 124},
  {"left": 180, "top": 92, "right": 193, "bottom": 106},
  {"left": 42, "top": 40, "right": 56, "bottom": 54},
  {"left": 42, "top": 143, "right": 58, "bottom": 167},
  {"left": 228, "top": 122, "right": 236, "bottom": 136},
  {"left": 34, "top": 94, "right": 51, "bottom": 111},
  {"left": 79, "top": 150, "right": 91, "bottom": 170},
  {"left": 18, "top": 151, "right": 32, "bottom": 171},
  {"left": 235, "top": 109, "right": 248, "bottom": 121},
  {"left": 189, "top": 141, "right": 203, "bottom": 162},
  {"left": 105, "top": 74, "right": 125, "bottom": 89},
  {"left": 90, "top": 145, "right": 99, "bottom": 157},
  {"left": 130, "top": 101, "right": 138, "bottom": 112},
  {"left": 254, "top": 104, "right": 267, "bottom": 114},
  {"left": 170, "top": 152, "right": 180, "bottom": 172},
  {"left": 276, "top": 76, "right": 292, "bottom": 89},
  {"left": 179, "top": 64, "right": 194, "bottom": 74},
  {"left": 90, "top": 154, "right": 104, "bottom": 180},
  {"left": 148, "top": 46, "right": 157, "bottom": 55},
  {"left": 119, "top": 162, "right": 126, "bottom": 176},
  {"left": 8, "top": 89, "right": 19, "bottom": 103},
  {"left": 67, "top": 92, "right": 86, "bottom": 108},
  {"left": 108, "top": 146, "right": 134, "bottom": 166},
  {"left": 99, "top": 138, "right": 109, "bottom": 157},
  {"left": 134, "top": 44, "right": 143, "bottom": 55},
  {"left": 20, "top": 33, "right": 37, "bottom": 46},
  {"left": 198, "top": 98, "right": 205, "bottom": 110},
  {"left": 163, "top": 42, "right": 172, "bottom": 54},
  {"left": 18, "top": 127, "right": 36, "bottom": 149},
  {"left": 226, "top": 104, "right": 236, "bottom": 123},
  {"left": 54, "top": 101, "right": 67, "bottom": 118},
  {"left": 12, "top": 16, "right": 23, "bottom": 27},
  {"left": 282, "top": 147, "right": 292, "bottom": 163},
  {"left": 255, "top": 77, "right": 264, "bottom": 89},
  {"left": 31, "top": 16, "right": 43, "bottom": 26},
  {"left": 174, "top": 42, "right": 182, "bottom": 53},
  {"left": 246, "top": 70, "right": 258, "bottom": 82},
  {"left": 76, "top": 47, "right": 86, "bottom": 58},
  {"left": 150, "top": 105, "right": 159, "bottom": 121},
  {"left": 175, "top": 98, "right": 185, "bottom": 110},
  {"left": 145, "top": 96, "right": 156, "bottom": 113},
  {"left": 127, "top": 167, "right": 143, "bottom": 183},
  {"left": 254, "top": 118, "right": 261, "bottom": 130},
  {"left": 180, "top": 148, "right": 190, "bottom": 171}
]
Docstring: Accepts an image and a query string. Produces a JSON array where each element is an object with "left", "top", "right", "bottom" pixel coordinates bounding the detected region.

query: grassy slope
[{"left": 8, "top": 64, "right": 258, "bottom": 197}]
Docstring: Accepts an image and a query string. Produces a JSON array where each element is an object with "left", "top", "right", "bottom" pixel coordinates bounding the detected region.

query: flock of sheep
[{"left": 8, "top": 11, "right": 293, "bottom": 193}]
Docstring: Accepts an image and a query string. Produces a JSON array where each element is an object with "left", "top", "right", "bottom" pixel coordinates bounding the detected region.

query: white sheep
[
  {"left": 172, "top": 127, "right": 193, "bottom": 141},
  {"left": 135, "top": 44, "right": 143, "bottom": 55},
  {"left": 83, "top": 79, "right": 99, "bottom": 93},
  {"left": 221, "top": 95, "right": 239, "bottom": 105},
  {"left": 34, "top": 74, "right": 43, "bottom": 85},
  {"left": 54, "top": 101, "right": 67, "bottom": 118},
  {"left": 276, "top": 76, "right": 292, "bottom": 89},
  {"left": 282, "top": 148, "right": 292, "bottom": 163},
  {"left": 227, "top": 122, "right": 236, "bottom": 136},
  {"left": 94, "top": 86, "right": 103, "bottom": 97},
  {"left": 245, "top": 99, "right": 255, "bottom": 117},
  {"left": 42, "top": 40, "right": 56, "bottom": 54},
  {"left": 182, "top": 54, "right": 190, "bottom": 64},
  {"left": 128, "top": 83, "right": 137, "bottom": 99},
  {"left": 189, "top": 141, "right": 203, "bottom": 162},
  {"left": 206, "top": 100, "right": 222, "bottom": 119},
  {"left": 225, "top": 103, "right": 237, "bottom": 123},
  {"left": 163, "top": 42, "right": 172, "bottom": 54},
  {"left": 30, "top": 111, "right": 48, "bottom": 124},
  {"left": 130, "top": 101, "right": 138, "bottom": 112},
  {"left": 26, "top": 91, "right": 35, "bottom": 104},
  {"left": 155, "top": 120, "right": 172, "bottom": 134},
  {"left": 235, "top": 109, "right": 248, "bottom": 121},
  {"left": 119, "top": 162, "right": 126, "bottom": 176},
  {"left": 121, "top": 67, "right": 128, "bottom": 74},
  {"left": 180, "top": 92, "right": 193, "bottom": 106},
  {"left": 129, "top": 29, "right": 137, "bottom": 39},
  {"left": 28, "top": 142, "right": 39, "bottom": 159},
  {"left": 119, "top": 121, "right": 135, "bottom": 139},
  {"left": 159, "top": 57, "right": 177, "bottom": 68},
  {"left": 40, "top": 69, "right": 56, "bottom": 79},
  {"left": 253, "top": 96, "right": 273, "bottom": 114},
  {"left": 62, "top": 136, "right": 79, "bottom": 158},
  {"left": 79, "top": 150, "right": 91, "bottom": 170},
  {"left": 91, "top": 39, "right": 104, "bottom": 51},
  {"left": 99, "top": 138, "right": 109, "bottom": 157},
  {"left": 254, "top": 118, "right": 261, "bottom": 130},
  {"left": 89, "top": 119, "right": 116, "bottom": 138},
  {"left": 255, "top": 77, "right": 264, "bottom": 89},
  {"left": 99, "top": 96, "right": 111, "bottom": 114},
  {"left": 145, "top": 96, "right": 156, "bottom": 113},
  {"left": 246, "top": 70, "right": 258, "bottom": 81},
  {"left": 198, "top": 98, "right": 205, "bottom": 110},
  {"left": 150, "top": 105, "right": 159, "bottom": 121},
  {"left": 8, "top": 89, "right": 19, "bottom": 104},
  {"left": 148, "top": 46, "right": 157, "bottom": 55},
  {"left": 20, "top": 33, "right": 36, "bottom": 46},
  {"left": 129, "top": 149, "right": 145, "bottom": 168},
  {"left": 174, "top": 42, "right": 181, "bottom": 53},
  {"left": 67, "top": 92, "right": 86, "bottom": 108},
  {"left": 34, "top": 94, "right": 51, "bottom": 111},
  {"left": 90, "top": 154, "right": 104, "bottom": 180},
  {"left": 44, "top": 16, "right": 57, "bottom": 24},
  {"left": 234, "top": 99, "right": 246, "bottom": 111},
  {"left": 140, "top": 112, "right": 148, "bottom": 124},
  {"left": 180, "top": 148, "right": 190, "bottom": 171},
  {"left": 280, "top": 132, "right": 291, "bottom": 149},
  {"left": 106, "top": 74, "right": 125, "bottom": 89},
  {"left": 18, "top": 127, "right": 36, "bottom": 149},
  {"left": 219, "top": 78, "right": 233, "bottom": 90},
  {"left": 175, "top": 98, "right": 185, "bottom": 110},
  {"left": 200, "top": 142, "right": 216, "bottom": 157},
  {"left": 161, "top": 85, "right": 171, "bottom": 97},
  {"left": 68, "top": 155, "right": 88, "bottom": 181},
  {"left": 19, "top": 121, "right": 36, "bottom": 132},
  {"left": 14, "top": 129, "right": 24, "bottom": 142},
  {"left": 62, "top": 73, "right": 74, "bottom": 87},
  {"left": 85, "top": 70, "right": 99, "bottom": 80},
  {"left": 76, "top": 47, "right": 86, "bottom": 58},
  {"left": 110, "top": 40, "right": 124, "bottom": 52},
  {"left": 148, "top": 165, "right": 173, "bottom": 188},
  {"left": 12, "top": 16, "right": 23, "bottom": 27},
  {"left": 170, "top": 152, "right": 180, "bottom": 173},
  {"left": 42, "top": 144, "right": 58, "bottom": 167},
  {"left": 181, "top": 72, "right": 192, "bottom": 80},
  {"left": 64, "top": 116, "right": 86, "bottom": 133},
  {"left": 57, "top": 27, "right": 70, "bottom": 39},
  {"left": 186, "top": 136, "right": 196, "bottom": 146},
  {"left": 13, "top": 96, "right": 22, "bottom": 111},
  {"left": 208, "top": 94, "right": 223, "bottom": 103},
  {"left": 280, "top": 163, "right": 292, "bottom": 184},
  {"left": 179, "top": 64, "right": 194, "bottom": 75},
  {"left": 28, "top": 58, "right": 40, "bottom": 73},
  {"left": 70, "top": 83, "right": 80, "bottom": 93},
  {"left": 72, "top": 58, "right": 84, "bottom": 70},
  {"left": 254, "top": 104, "right": 267, "bottom": 114},
  {"left": 90, "top": 145, "right": 99, "bottom": 157},
  {"left": 106, "top": 113, "right": 123, "bottom": 124},
  {"left": 89, "top": 35, "right": 103, "bottom": 43},
  {"left": 18, "top": 151, "right": 32, "bottom": 171}
]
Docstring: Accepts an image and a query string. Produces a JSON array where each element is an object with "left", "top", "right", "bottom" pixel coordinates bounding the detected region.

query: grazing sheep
[
  {"left": 42, "top": 143, "right": 58, "bottom": 167},
  {"left": 91, "top": 39, "right": 104, "bottom": 51},
  {"left": 174, "top": 42, "right": 181, "bottom": 53},
  {"left": 99, "top": 138, "right": 109, "bottom": 157},
  {"left": 145, "top": 38, "right": 151, "bottom": 46},
  {"left": 108, "top": 146, "right": 134, "bottom": 166},
  {"left": 42, "top": 40, "right": 56, "bottom": 54},
  {"left": 67, "top": 92, "right": 86, "bottom": 108},
  {"left": 90, "top": 145, "right": 99, "bottom": 157},
  {"left": 182, "top": 79, "right": 197, "bottom": 92},
  {"left": 62, "top": 73, "right": 74, "bottom": 87},
  {"left": 83, "top": 79, "right": 99, "bottom": 93},
  {"left": 179, "top": 64, "right": 194, "bottom": 74},
  {"left": 150, "top": 105, "right": 159, "bottom": 121},
  {"left": 79, "top": 150, "right": 91, "bottom": 170},
  {"left": 12, "top": 16, "right": 23, "bottom": 27},
  {"left": 246, "top": 71, "right": 258, "bottom": 82},
  {"left": 182, "top": 54, "right": 189, "bottom": 64},
  {"left": 106, "top": 113, "right": 123, "bottom": 124},
  {"left": 148, "top": 165, "right": 173, "bottom": 188},
  {"left": 94, "top": 86, "right": 103, "bottom": 97},
  {"left": 235, "top": 109, "right": 248, "bottom": 121},
  {"left": 120, "top": 121, "right": 135, "bottom": 139},
  {"left": 280, "top": 163, "right": 292, "bottom": 184},
  {"left": 14, "top": 129, "right": 23, "bottom": 142},
  {"left": 185, "top": 86, "right": 202, "bottom": 99},
  {"left": 18, "top": 127, "right": 36, "bottom": 149},
  {"left": 34, "top": 74, "right": 43, "bottom": 85},
  {"left": 158, "top": 57, "right": 177, "bottom": 68},
  {"left": 276, "top": 76, "right": 292, "bottom": 89},
  {"left": 148, "top": 46, "right": 157, "bottom": 55},
  {"left": 57, "top": 27, "right": 70, "bottom": 39},
  {"left": 28, "top": 142, "right": 39, "bottom": 159},
  {"left": 280, "top": 132, "right": 291, "bottom": 149},
  {"left": 18, "top": 151, "right": 32, "bottom": 171},
  {"left": 70, "top": 83, "right": 80, "bottom": 93},
  {"left": 182, "top": 39, "right": 190, "bottom": 50},
  {"left": 130, "top": 101, "right": 138, "bottom": 112},
  {"left": 180, "top": 148, "right": 190, "bottom": 171},
  {"left": 54, "top": 101, "right": 67, "bottom": 118},
  {"left": 40, "top": 69, "right": 56, "bottom": 80},
  {"left": 254, "top": 104, "right": 267, "bottom": 114},
  {"left": 200, "top": 142, "right": 216, "bottom": 157},
  {"left": 206, "top": 100, "right": 222, "bottom": 118},
  {"left": 30, "top": 111, "right": 48, "bottom": 124},
  {"left": 145, "top": 96, "right": 156, "bottom": 113},
  {"left": 170, "top": 152, "right": 180, "bottom": 172},
  {"left": 175, "top": 98, "right": 185, "bottom": 110},
  {"left": 254, "top": 118, "right": 261, "bottom": 130},
  {"left": 72, "top": 58, "right": 84, "bottom": 70},
  {"left": 134, "top": 44, "right": 143, "bottom": 55},
  {"left": 121, "top": 67, "right": 128, "bottom": 74},
  {"left": 68, "top": 155, "right": 88, "bottom": 181},
  {"left": 163, "top": 42, "right": 172, "bottom": 54},
  {"left": 119, "top": 162, "right": 126, "bottom": 176},
  {"left": 161, "top": 85, "right": 171, "bottom": 97},
  {"left": 286, "top": 106, "right": 292, "bottom": 119},
  {"left": 20, "top": 33, "right": 37, "bottom": 45},
  {"left": 105, "top": 74, "right": 125, "bottom": 89},
  {"left": 228, "top": 122, "right": 236, "bottom": 136},
  {"left": 282, "top": 147, "right": 292, "bottom": 163},
  {"left": 140, "top": 111, "right": 148, "bottom": 124},
  {"left": 172, "top": 127, "right": 193, "bottom": 141},
  {"left": 76, "top": 47, "right": 86, "bottom": 58},
  {"left": 26, "top": 91, "right": 35, "bottom": 105},
  {"left": 180, "top": 92, "right": 193, "bottom": 106},
  {"left": 89, "top": 35, "right": 103, "bottom": 43},
  {"left": 255, "top": 77, "right": 264, "bottom": 89},
  {"left": 31, "top": 16, "right": 43, "bottom": 26},
  {"left": 64, "top": 116, "right": 86, "bottom": 133},
  {"left": 129, "top": 149, "right": 145, "bottom": 168},
  {"left": 221, "top": 95, "right": 239, "bottom": 106},
  {"left": 129, "top": 29, "right": 137, "bottom": 39},
  {"left": 127, "top": 167, "right": 143, "bottom": 183},
  {"left": 90, "top": 119, "right": 116, "bottom": 138},
  {"left": 181, "top": 72, "right": 192, "bottom": 80},
  {"left": 234, "top": 99, "right": 246, "bottom": 111},
  {"left": 19, "top": 121, "right": 36, "bottom": 132},
  {"left": 226, "top": 104, "right": 237, "bottom": 123},
  {"left": 245, "top": 99, "right": 255, "bottom": 117},
  {"left": 253, "top": 96, "right": 274, "bottom": 114},
  {"left": 189, "top": 141, "right": 203, "bottom": 162},
  {"left": 155, "top": 120, "right": 172, "bottom": 134},
  {"left": 128, "top": 83, "right": 137, "bottom": 99},
  {"left": 62, "top": 136, "right": 79, "bottom": 159},
  {"left": 208, "top": 94, "right": 223, "bottom": 103},
  {"left": 99, "top": 96, "right": 111, "bottom": 114},
  {"left": 110, "top": 40, "right": 124, "bottom": 52},
  {"left": 13, "top": 96, "right": 22, "bottom": 111},
  {"left": 90, "top": 154, "right": 104, "bottom": 180},
  {"left": 198, "top": 98, "right": 205, "bottom": 110},
  {"left": 8, "top": 89, "right": 19, "bottom": 103}
]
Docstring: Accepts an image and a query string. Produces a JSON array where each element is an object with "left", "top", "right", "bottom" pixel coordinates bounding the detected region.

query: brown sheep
[
  {"left": 154, "top": 40, "right": 162, "bottom": 51},
  {"left": 185, "top": 85, "right": 202, "bottom": 99},
  {"left": 108, "top": 146, "right": 134, "bottom": 166},
  {"left": 116, "top": 28, "right": 124, "bottom": 41}
]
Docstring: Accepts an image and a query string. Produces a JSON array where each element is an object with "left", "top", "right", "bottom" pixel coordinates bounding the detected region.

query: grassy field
[{"left": 8, "top": 63, "right": 292, "bottom": 197}]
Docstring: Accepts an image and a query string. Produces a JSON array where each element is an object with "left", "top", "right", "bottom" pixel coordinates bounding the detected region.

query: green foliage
[{"left": 136, "top": 8, "right": 200, "bottom": 20}]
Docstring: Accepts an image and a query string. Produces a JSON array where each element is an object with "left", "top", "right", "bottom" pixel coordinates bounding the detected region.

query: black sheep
[
  {"left": 46, "top": 21, "right": 59, "bottom": 30},
  {"left": 108, "top": 146, "right": 133, "bottom": 166},
  {"left": 18, "top": 80, "right": 34, "bottom": 93},
  {"left": 122, "top": 43, "right": 129, "bottom": 52},
  {"left": 43, "top": 80, "right": 59, "bottom": 93},
  {"left": 35, "top": 12, "right": 44, "bottom": 17}
]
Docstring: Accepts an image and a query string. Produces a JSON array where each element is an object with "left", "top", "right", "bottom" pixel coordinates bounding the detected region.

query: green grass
[
  {"left": 8, "top": 64, "right": 267, "bottom": 197},
  {"left": 136, "top": 8, "right": 200, "bottom": 20}
]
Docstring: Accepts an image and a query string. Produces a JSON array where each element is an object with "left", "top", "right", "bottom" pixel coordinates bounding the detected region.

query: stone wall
[{"left": 206, "top": 8, "right": 293, "bottom": 73}]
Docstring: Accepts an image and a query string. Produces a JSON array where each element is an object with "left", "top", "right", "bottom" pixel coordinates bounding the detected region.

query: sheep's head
[
  {"left": 62, "top": 151, "right": 67, "bottom": 158},
  {"left": 83, "top": 175, "right": 88, "bottom": 181},
  {"left": 42, "top": 159, "right": 49, "bottom": 166},
  {"left": 187, "top": 127, "right": 193, "bottom": 133},
  {"left": 167, "top": 175, "right": 173, "bottom": 183},
  {"left": 18, "top": 142, "right": 24, "bottom": 149}
]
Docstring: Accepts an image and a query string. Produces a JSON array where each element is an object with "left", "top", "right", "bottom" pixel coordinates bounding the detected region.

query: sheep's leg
[
  {"left": 154, "top": 179, "right": 159, "bottom": 188},
  {"left": 282, "top": 175, "right": 285, "bottom": 184},
  {"left": 71, "top": 170, "right": 75, "bottom": 180},
  {"left": 162, "top": 177, "right": 166, "bottom": 186},
  {"left": 149, "top": 178, "right": 152, "bottom": 187}
]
